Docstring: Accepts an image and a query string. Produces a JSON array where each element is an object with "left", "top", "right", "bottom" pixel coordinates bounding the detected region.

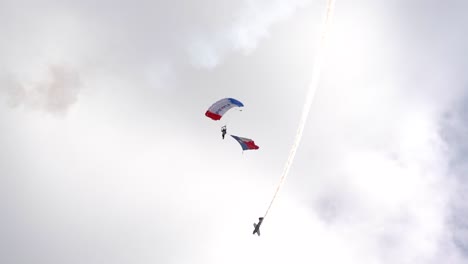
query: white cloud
[{"left": 185, "top": 0, "right": 312, "bottom": 68}]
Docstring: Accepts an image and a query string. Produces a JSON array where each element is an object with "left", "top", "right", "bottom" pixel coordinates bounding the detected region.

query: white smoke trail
[{"left": 263, "top": 0, "right": 336, "bottom": 219}]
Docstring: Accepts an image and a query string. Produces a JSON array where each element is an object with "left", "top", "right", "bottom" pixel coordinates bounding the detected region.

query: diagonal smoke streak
[{"left": 263, "top": 0, "right": 336, "bottom": 220}]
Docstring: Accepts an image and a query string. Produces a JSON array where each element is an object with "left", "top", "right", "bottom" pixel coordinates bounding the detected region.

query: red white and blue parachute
[
  {"left": 231, "top": 135, "right": 259, "bottom": 151},
  {"left": 205, "top": 98, "right": 244, "bottom": 120}
]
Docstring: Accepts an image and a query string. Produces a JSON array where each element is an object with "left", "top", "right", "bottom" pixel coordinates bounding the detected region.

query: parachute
[
  {"left": 231, "top": 135, "right": 259, "bottom": 151},
  {"left": 205, "top": 98, "right": 244, "bottom": 121}
]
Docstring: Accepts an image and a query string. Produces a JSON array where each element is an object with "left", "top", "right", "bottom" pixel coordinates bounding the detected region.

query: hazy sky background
[{"left": 1, "top": 0, "right": 467, "bottom": 263}]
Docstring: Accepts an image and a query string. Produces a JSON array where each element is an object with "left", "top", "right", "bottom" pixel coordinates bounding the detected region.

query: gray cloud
[
  {"left": 1, "top": 65, "right": 81, "bottom": 115},
  {"left": 441, "top": 92, "right": 468, "bottom": 257}
]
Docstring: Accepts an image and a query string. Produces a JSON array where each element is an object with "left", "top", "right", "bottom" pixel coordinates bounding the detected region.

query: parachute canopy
[
  {"left": 231, "top": 135, "right": 259, "bottom": 151},
  {"left": 205, "top": 98, "right": 244, "bottom": 120}
]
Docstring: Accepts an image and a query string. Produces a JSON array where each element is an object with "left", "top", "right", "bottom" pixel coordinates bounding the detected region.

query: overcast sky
[{"left": 1, "top": 0, "right": 468, "bottom": 263}]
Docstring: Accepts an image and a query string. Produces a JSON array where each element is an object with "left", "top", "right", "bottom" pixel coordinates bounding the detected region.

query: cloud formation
[
  {"left": 1, "top": 65, "right": 82, "bottom": 114},
  {"left": 186, "top": 0, "right": 311, "bottom": 68}
]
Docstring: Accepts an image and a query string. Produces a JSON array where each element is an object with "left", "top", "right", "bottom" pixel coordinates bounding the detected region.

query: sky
[{"left": 0, "top": 0, "right": 467, "bottom": 263}]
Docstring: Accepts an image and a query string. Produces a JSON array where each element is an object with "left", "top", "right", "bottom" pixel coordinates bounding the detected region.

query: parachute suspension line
[{"left": 263, "top": 0, "right": 336, "bottom": 219}]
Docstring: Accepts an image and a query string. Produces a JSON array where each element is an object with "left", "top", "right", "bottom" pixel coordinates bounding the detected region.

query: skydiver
[
  {"left": 252, "top": 217, "right": 264, "bottom": 236},
  {"left": 221, "top": 125, "right": 227, "bottom": 139}
]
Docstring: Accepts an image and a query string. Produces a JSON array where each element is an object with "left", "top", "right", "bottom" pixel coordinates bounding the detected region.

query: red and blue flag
[{"left": 230, "top": 135, "right": 259, "bottom": 151}]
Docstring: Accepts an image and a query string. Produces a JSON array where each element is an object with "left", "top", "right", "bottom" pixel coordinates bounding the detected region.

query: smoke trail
[{"left": 263, "top": 0, "right": 336, "bottom": 219}]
